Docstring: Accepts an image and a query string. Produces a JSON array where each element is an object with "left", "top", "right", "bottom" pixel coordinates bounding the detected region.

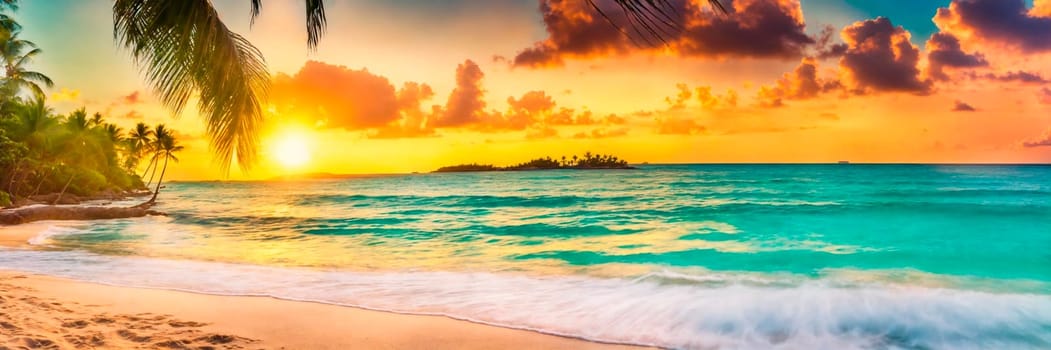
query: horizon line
[{"left": 169, "top": 162, "right": 1051, "bottom": 182}]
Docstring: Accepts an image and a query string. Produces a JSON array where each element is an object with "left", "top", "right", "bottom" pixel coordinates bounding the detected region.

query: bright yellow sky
[{"left": 17, "top": 0, "right": 1051, "bottom": 180}]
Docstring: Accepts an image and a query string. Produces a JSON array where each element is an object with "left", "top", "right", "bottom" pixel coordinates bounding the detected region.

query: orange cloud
[
  {"left": 512, "top": 0, "right": 814, "bottom": 68},
  {"left": 925, "top": 32, "right": 988, "bottom": 81},
  {"left": 934, "top": 0, "right": 1051, "bottom": 53},
  {"left": 656, "top": 117, "right": 706, "bottom": 135},
  {"left": 573, "top": 127, "right": 629, "bottom": 139},
  {"left": 122, "top": 110, "right": 144, "bottom": 120},
  {"left": 434, "top": 60, "right": 487, "bottom": 127},
  {"left": 757, "top": 57, "right": 839, "bottom": 107},
  {"left": 525, "top": 126, "right": 559, "bottom": 139},
  {"left": 272, "top": 61, "right": 400, "bottom": 130},
  {"left": 121, "top": 91, "right": 143, "bottom": 105},
  {"left": 1023, "top": 130, "right": 1051, "bottom": 147},
  {"left": 49, "top": 88, "right": 81, "bottom": 102},
  {"left": 951, "top": 100, "right": 977, "bottom": 112},
  {"left": 839, "top": 17, "right": 930, "bottom": 95},
  {"left": 666, "top": 84, "right": 738, "bottom": 110},
  {"left": 1034, "top": 0, "right": 1051, "bottom": 17},
  {"left": 371, "top": 82, "right": 438, "bottom": 138},
  {"left": 969, "top": 71, "right": 1049, "bottom": 84}
]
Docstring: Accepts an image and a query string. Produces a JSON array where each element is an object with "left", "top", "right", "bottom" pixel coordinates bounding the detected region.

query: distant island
[{"left": 435, "top": 153, "right": 636, "bottom": 172}]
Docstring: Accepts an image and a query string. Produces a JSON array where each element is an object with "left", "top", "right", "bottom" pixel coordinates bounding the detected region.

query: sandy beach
[{"left": 0, "top": 227, "right": 644, "bottom": 350}]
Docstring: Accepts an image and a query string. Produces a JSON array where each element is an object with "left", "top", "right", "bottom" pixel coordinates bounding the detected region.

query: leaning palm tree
[
  {"left": 125, "top": 122, "right": 153, "bottom": 173},
  {"left": 0, "top": 31, "right": 52, "bottom": 101},
  {"left": 144, "top": 131, "right": 183, "bottom": 204},
  {"left": 144, "top": 124, "right": 170, "bottom": 188},
  {"left": 111, "top": 0, "right": 724, "bottom": 173},
  {"left": 101, "top": 123, "right": 125, "bottom": 169}
]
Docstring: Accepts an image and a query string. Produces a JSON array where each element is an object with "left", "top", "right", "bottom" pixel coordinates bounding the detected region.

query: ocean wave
[
  {"left": 293, "top": 193, "right": 631, "bottom": 208},
  {"left": 27, "top": 225, "right": 88, "bottom": 246},
  {"left": 0, "top": 249, "right": 1047, "bottom": 350}
]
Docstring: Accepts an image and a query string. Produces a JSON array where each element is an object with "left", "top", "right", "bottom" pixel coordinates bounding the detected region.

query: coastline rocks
[
  {"left": 0, "top": 206, "right": 165, "bottom": 225},
  {"left": 16, "top": 190, "right": 152, "bottom": 207}
]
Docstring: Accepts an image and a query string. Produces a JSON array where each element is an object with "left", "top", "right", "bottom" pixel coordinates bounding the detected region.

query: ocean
[{"left": 2, "top": 164, "right": 1050, "bottom": 349}]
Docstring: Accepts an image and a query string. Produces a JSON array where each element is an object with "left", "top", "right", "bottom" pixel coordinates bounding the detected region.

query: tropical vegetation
[
  {"left": 0, "top": 3, "right": 182, "bottom": 208},
  {"left": 435, "top": 153, "right": 633, "bottom": 172}
]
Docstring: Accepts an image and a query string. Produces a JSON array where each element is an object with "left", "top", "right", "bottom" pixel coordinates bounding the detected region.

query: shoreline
[
  {"left": 1, "top": 271, "right": 647, "bottom": 349},
  {"left": 0, "top": 227, "right": 648, "bottom": 349}
]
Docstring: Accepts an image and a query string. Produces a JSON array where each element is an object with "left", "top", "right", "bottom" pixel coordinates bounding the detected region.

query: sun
[{"left": 270, "top": 132, "right": 311, "bottom": 169}]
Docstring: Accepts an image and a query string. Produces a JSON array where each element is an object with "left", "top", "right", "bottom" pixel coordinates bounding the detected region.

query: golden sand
[{"left": 0, "top": 223, "right": 645, "bottom": 349}]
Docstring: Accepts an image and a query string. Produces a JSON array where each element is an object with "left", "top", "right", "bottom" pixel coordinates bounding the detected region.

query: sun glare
[{"left": 271, "top": 132, "right": 311, "bottom": 169}]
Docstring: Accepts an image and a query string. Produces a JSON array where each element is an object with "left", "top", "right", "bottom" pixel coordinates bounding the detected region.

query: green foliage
[
  {"left": 434, "top": 164, "right": 498, "bottom": 172},
  {"left": 436, "top": 153, "right": 633, "bottom": 172},
  {"left": 0, "top": 97, "right": 183, "bottom": 203},
  {"left": 0, "top": 190, "right": 11, "bottom": 207},
  {"left": 507, "top": 153, "right": 630, "bottom": 170},
  {"left": 0, "top": 2, "right": 177, "bottom": 206},
  {"left": 113, "top": 0, "right": 270, "bottom": 173}
]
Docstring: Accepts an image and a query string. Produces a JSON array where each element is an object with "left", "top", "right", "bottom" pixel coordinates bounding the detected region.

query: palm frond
[
  {"left": 114, "top": 0, "right": 269, "bottom": 173},
  {"left": 248, "top": 0, "right": 325, "bottom": 50},
  {"left": 304, "top": 0, "right": 326, "bottom": 50},
  {"left": 18, "top": 71, "right": 52, "bottom": 88},
  {"left": 589, "top": 0, "right": 728, "bottom": 46},
  {"left": 12, "top": 46, "right": 40, "bottom": 67},
  {"left": 0, "top": 14, "right": 20, "bottom": 37},
  {"left": 0, "top": 0, "right": 17, "bottom": 12},
  {"left": 14, "top": 79, "right": 44, "bottom": 100},
  {"left": 250, "top": 0, "right": 262, "bottom": 25}
]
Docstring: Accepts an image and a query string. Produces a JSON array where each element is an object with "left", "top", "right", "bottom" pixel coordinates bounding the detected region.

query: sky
[{"left": 13, "top": 0, "right": 1051, "bottom": 180}]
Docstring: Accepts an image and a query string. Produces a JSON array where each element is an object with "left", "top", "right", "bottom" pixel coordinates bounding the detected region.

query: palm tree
[
  {"left": 89, "top": 112, "right": 105, "bottom": 127},
  {"left": 0, "top": 32, "right": 52, "bottom": 101},
  {"left": 125, "top": 122, "right": 153, "bottom": 172},
  {"left": 101, "top": 123, "right": 124, "bottom": 169},
  {"left": 145, "top": 131, "right": 182, "bottom": 204},
  {"left": 112, "top": 0, "right": 325, "bottom": 173},
  {"left": 144, "top": 124, "right": 169, "bottom": 187},
  {"left": 110, "top": 0, "right": 725, "bottom": 173},
  {"left": 53, "top": 109, "right": 100, "bottom": 203},
  {"left": 7, "top": 97, "right": 56, "bottom": 195}
]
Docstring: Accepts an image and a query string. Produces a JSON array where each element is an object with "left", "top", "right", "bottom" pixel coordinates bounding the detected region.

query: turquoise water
[{"left": 2, "top": 164, "right": 1050, "bottom": 349}]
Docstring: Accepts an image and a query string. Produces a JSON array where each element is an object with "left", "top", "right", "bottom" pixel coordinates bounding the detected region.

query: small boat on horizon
[{"left": 838, "top": 161, "right": 850, "bottom": 164}]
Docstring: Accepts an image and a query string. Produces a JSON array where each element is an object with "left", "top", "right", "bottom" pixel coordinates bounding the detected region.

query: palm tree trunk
[
  {"left": 145, "top": 154, "right": 161, "bottom": 188},
  {"left": 13, "top": 167, "right": 32, "bottom": 197},
  {"left": 141, "top": 155, "right": 157, "bottom": 179},
  {"left": 30, "top": 166, "right": 53, "bottom": 197},
  {"left": 54, "top": 173, "right": 75, "bottom": 205},
  {"left": 148, "top": 155, "right": 168, "bottom": 204},
  {"left": 5, "top": 160, "right": 22, "bottom": 194}
]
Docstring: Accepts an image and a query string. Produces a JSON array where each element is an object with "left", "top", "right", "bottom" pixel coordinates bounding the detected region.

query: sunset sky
[{"left": 14, "top": 0, "right": 1051, "bottom": 180}]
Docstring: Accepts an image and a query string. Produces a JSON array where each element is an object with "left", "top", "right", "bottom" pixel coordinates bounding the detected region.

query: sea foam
[{"left": 1, "top": 248, "right": 1048, "bottom": 350}]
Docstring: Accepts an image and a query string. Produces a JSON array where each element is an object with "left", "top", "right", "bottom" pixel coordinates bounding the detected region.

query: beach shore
[{"left": 0, "top": 228, "right": 645, "bottom": 349}]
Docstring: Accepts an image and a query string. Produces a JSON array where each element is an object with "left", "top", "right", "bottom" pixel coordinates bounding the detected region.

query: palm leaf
[
  {"left": 12, "top": 46, "right": 40, "bottom": 67},
  {"left": 114, "top": 0, "right": 269, "bottom": 173},
  {"left": 18, "top": 70, "right": 52, "bottom": 88},
  {"left": 247, "top": 0, "right": 326, "bottom": 50},
  {"left": 304, "top": 0, "right": 327, "bottom": 50},
  {"left": 588, "top": 0, "right": 728, "bottom": 46}
]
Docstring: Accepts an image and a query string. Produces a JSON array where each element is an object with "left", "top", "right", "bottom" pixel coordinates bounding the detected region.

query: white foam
[
  {"left": 26, "top": 225, "right": 88, "bottom": 246},
  {"left": 0, "top": 249, "right": 1047, "bottom": 350}
]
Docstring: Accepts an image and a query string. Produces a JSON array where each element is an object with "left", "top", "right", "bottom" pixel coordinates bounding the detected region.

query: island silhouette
[{"left": 435, "top": 153, "right": 635, "bottom": 172}]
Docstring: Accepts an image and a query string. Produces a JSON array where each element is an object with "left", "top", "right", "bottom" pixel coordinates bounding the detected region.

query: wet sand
[{"left": 0, "top": 225, "right": 646, "bottom": 349}]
